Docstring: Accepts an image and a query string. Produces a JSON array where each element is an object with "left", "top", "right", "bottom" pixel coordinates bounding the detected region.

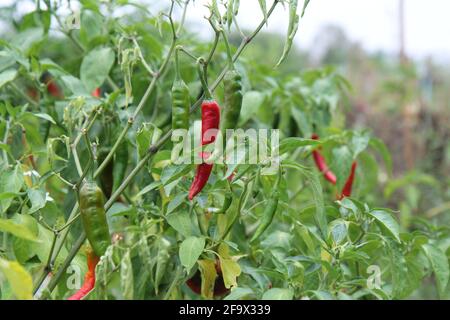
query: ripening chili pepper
[
  {"left": 79, "top": 180, "right": 111, "bottom": 257},
  {"left": 250, "top": 171, "right": 281, "bottom": 242},
  {"left": 41, "top": 72, "right": 64, "bottom": 99},
  {"left": 92, "top": 88, "right": 101, "bottom": 98},
  {"left": 201, "top": 100, "right": 221, "bottom": 145},
  {"left": 188, "top": 60, "right": 220, "bottom": 200},
  {"left": 311, "top": 134, "right": 337, "bottom": 185},
  {"left": 171, "top": 50, "right": 190, "bottom": 130},
  {"left": 112, "top": 139, "right": 128, "bottom": 194},
  {"left": 188, "top": 152, "right": 214, "bottom": 200},
  {"left": 196, "top": 58, "right": 220, "bottom": 146},
  {"left": 68, "top": 248, "right": 99, "bottom": 300},
  {"left": 186, "top": 260, "right": 229, "bottom": 297},
  {"left": 338, "top": 161, "right": 357, "bottom": 200},
  {"left": 221, "top": 68, "right": 243, "bottom": 133}
]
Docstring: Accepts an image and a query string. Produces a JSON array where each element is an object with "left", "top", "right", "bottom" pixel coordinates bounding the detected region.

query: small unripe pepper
[{"left": 221, "top": 69, "right": 243, "bottom": 133}]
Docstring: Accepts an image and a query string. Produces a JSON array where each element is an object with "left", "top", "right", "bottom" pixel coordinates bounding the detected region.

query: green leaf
[
  {"left": 32, "top": 113, "right": 56, "bottom": 124},
  {"left": 120, "top": 249, "right": 134, "bottom": 300},
  {"left": 166, "top": 211, "right": 199, "bottom": 238},
  {"left": 279, "top": 137, "right": 320, "bottom": 154},
  {"left": 258, "top": 0, "right": 267, "bottom": 25},
  {"left": 369, "top": 137, "right": 393, "bottom": 175},
  {"left": 133, "top": 181, "right": 161, "bottom": 199},
  {"left": 301, "top": 169, "right": 327, "bottom": 238},
  {"left": 80, "top": 47, "right": 115, "bottom": 91},
  {"left": 10, "top": 28, "right": 44, "bottom": 54},
  {"left": 224, "top": 287, "right": 254, "bottom": 300},
  {"left": 136, "top": 123, "right": 162, "bottom": 159},
  {"left": 275, "top": 0, "right": 299, "bottom": 67},
  {"left": 239, "top": 91, "right": 264, "bottom": 125},
  {"left": 0, "top": 258, "right": 33, "bottom": 300},
  {"left": 27, "top": 188, "right": 47, "bottom": 214},
  {"left": 0, "top": 165, "right": 24, "bottom": 213},
  {"left": 262, "top": 288, "right": 294, "bottom": 300},
  {"left": 0, "top": 50, "right": 16, "bottom": 72},
  {"left": 422, "top": 244, "right": 449, "bottom": 298},
  {"left": 351, "top": 131, "right": 370, "bottom": 157},
  {"left": 166, "top": 193, "right": 186, "bottom": 214},
  {"left": 218, "top": 243, "right": 241, "bottom": 289},
  {"left": 79, "top": 10, "right": 104, "bottom": 46},
  {"left": 197, "top": 259, "right": 217, "bottom": 299},
  {"left": 0, "top": 69, "right": 17, "bottom": 89},
  {"left": 329, "top": 219, "right": 347, "bottom": 245},
  {"left": 0, "top": 219, "right": 39, "bottom": 242},
  {"left": 368, "top": 209, "right": 400, "bottom": 242},
  {"left": 301, "top": 0, "right": 311, "bottom": 17},
  {"left": 179, "top": 236, "right": 205, "bottom": 273},
  {"left": 160, "top": 165, "right": 191, "bottom": 187},
  {"left": 60, "top": 75, "right": 88, "bottom": 96},
  {"left": 332, "top": 145, "right": 353, "bottom": 190}
]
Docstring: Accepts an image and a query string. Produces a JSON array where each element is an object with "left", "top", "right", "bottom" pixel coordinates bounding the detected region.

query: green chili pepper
[
  {"left": 250, "top": 191, "right": 279, "bottom": 243},
  {"left": 221, "top": 69, "right": 243, "bottom": 133},
  {"left": 79, "top": 180, "right": 111, "bottom": 257},
  {"left": 112, "top": 139, "right": 128, "bottom": 193},
  {"left": 171, "top": 49, "right": 190, "bottom": 130},
  {"left": 220, "top": 29, "right": 243, "bottom": 135},
  {"left": 154, "top": 237, "right": 171, "bottom": 295},
  {"left": 218, "top": 193, "right": 233, "bottom": 214},
  {"left": 250, "top": 168, "right": 282, "bottom": 242}
]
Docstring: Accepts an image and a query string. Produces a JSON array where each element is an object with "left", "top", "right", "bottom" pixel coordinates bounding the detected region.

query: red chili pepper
[
  {"left": 311, "top": 134, "right": 337, "bottom": 185},
  {"left": 92, "top": 88, "right": 101, "bottom": 98},
  {"left": 41, "top": 72, "right": 64, "bottom": 99},
  {"left": 188, "top": 98, "right": 220, "bottom": 200},
  {"left": 338, "top": 161, "right": 357, "bottom": 200},
  {"left": 201, "top": 100, "right": 221, "bottom": 146},
  {"left": 188, "top": 152, "right": 213, "bottom": 200},
  {"left": 68, "top": 250, "right": 99, "bottom": 300}
]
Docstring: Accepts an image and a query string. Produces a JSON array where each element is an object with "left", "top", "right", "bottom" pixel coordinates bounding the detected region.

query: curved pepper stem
[{"left": 196, "top": 58, "right": 212, "bottom": 100}]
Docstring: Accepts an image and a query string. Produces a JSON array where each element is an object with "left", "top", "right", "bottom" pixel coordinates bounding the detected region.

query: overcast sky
[
  {"left": 183, "top": 0, "right": 450, "bottom": 63},
  {"left": 5, "top": 0, "right": 450, "bottom": 63}
]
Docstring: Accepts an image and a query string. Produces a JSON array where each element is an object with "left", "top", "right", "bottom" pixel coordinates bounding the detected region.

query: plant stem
[{"left": 163, "top": 265, "right": 183, "bottom": 300}]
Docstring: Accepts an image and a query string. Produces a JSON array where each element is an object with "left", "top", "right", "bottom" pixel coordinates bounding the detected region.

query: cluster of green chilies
[{"left": 35, "top": 0, "right": 283, "bottom": 299}]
